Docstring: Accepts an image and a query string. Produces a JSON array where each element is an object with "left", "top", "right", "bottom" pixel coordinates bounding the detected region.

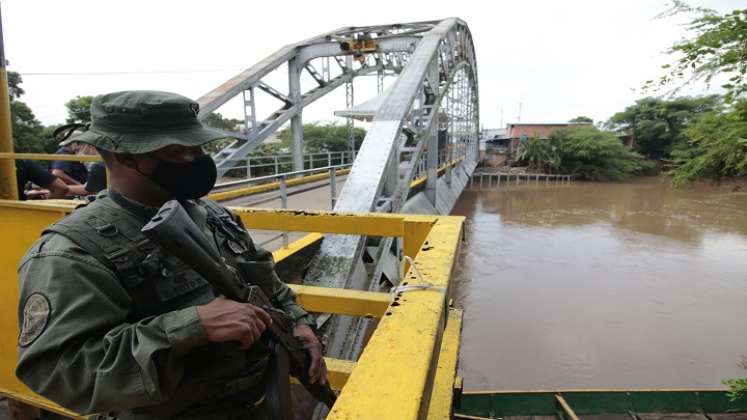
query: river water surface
[{"left": 451, "top": 177, "right": 747, "bottom": 391}]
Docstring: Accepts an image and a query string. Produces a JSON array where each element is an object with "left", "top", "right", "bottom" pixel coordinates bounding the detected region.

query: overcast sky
[{"left": 3, "top": 0, "right": 744, "bottom": 129}]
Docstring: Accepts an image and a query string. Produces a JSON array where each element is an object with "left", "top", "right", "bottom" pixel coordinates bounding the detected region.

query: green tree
[
  {"left": 518, "top": 126, "right": 651, "bottom": 181},
  {"left": 203, "top": 112, "right": 242, "bottom": 132},
  {"left": 64, "top": 95, "right": 93, "bottom": 124},
  {"left": 606, "top": 96, "right": 720, "bottom": 160},
  {"left": 569, "top": 116, "right": 593, "bottom": 124},
  {"left": 7, "top": 71, "right": 46, "bottom": 153},
  {"left": 278, "top": 122, "right": 366, "bottom": 152},
  {"left": 201, "top": 112, "right": 244, "bottom": 155},
  {"left": 648, "top": 2, "right": 747, "bottom": 102},
  {"left": 7, "top": 71, "right": 24, "bottom": 100},
  {"left": 669, "top": 99, "right": 747, "bottom": 185}
]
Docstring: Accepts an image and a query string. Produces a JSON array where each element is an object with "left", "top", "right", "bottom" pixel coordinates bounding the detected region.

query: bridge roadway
[{"left": 218, "top": 174, "right": 348, "bottom": 251}]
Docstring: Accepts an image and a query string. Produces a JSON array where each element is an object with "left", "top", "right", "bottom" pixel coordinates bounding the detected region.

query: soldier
[{"left": 16, "top": 91, "right": 327, "bottom": 419}]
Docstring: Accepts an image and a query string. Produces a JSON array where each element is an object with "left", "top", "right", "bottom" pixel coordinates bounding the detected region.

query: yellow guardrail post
[{"left": 0, "top": 4, "right": 19, "bottom": 200}]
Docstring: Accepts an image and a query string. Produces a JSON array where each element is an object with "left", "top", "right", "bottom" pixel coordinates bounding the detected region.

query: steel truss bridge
[{"left": 197, "top": 18, "right": 479, "bottom": 368}]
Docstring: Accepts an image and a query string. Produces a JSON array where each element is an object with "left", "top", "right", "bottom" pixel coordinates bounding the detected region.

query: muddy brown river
[{"left": 451, "top": 177, "right": 747, "bottom": 391}]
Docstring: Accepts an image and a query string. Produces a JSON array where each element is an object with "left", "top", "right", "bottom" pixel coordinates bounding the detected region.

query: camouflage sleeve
[
  {"left": 16, "top": 234, "right": 209, "bottom": 414},
  {"left": 228, "top": 211, "right": 316, "bottom": 328}
]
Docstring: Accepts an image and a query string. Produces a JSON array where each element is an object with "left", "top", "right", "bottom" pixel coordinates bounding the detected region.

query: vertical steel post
[
  {"left": 279, "top": 175, "right": 289, "bottom": 247},
  {"left": 345, "top": 56, "right": 356, "bottom": 161},
  {"left": 288, "top": 57, "right": 304, "bottom": 172},
  {"left": 329, "top": 167, "right": 337, "bottom": 208},
  {"left": 0, "top": 4, "right": 18, "bottom": 200}
]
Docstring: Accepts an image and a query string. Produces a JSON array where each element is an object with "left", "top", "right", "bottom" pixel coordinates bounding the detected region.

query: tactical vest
[
  {"left": 44, "top": 193, "right": 258, "bottom": 320},
  {"left": 42, "top": 192, "right": 274, "bottom": 417}
]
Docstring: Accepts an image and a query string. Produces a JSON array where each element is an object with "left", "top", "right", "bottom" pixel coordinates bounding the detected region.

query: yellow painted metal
[
  {"left": 0, "top": 73, "right": 19, "bottom": 200},
  {"left": 409, "top": 157, "right": 466, "bottom": 190},
  {"left": 0, "top": 199, "right": 465, "bottom": 419},
  {"left": 289, "top": 357, "right": 355, "bottom": 391},
  {"left": 232, "top": 207, "right": 407, "bottom": 237},
  {"left": 403, "top": 216, "right": 435, "bottom": 274},
  {"left": 208, "top": 167, "right": 351, "bottom": 202},
  {"left": 0, "top": 389, "right": 85, "bottom": 419},
  {"left": 556, "top": 394, "right": 581, "bottom": 420},
  {"left": 234, "top": 208, "right": 438, "bottom": 263},
  {"left": 328, "top": 215, "right": 464, "bottom": 420},
  {"left": 0, "top": 201, "right": 79, "bottom": 411},
  {"left": 426, "top": 308, "right": 464, "bottom": 419},
  {"left": 289, "top": 284, "right": 391, "bottom": 318},
  {"left": 272, "top": 232, "right": 323, "bottom": 262},
  {"left": 0, "top": 152, "right": 102, "bottom": 162}
]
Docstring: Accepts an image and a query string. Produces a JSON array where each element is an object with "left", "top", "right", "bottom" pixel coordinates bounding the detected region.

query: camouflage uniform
[{"left": 16, "top": 91, "right": 315, "bottom": 419}]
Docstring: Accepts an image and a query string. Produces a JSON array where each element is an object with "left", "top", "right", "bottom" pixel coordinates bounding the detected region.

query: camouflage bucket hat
[{"left": 74, "top": 90, "right": 230, "bottom": 154}]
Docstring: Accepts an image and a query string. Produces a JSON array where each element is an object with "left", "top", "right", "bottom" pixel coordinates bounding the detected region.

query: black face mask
[{"left": 142, "top": 154, "right": 217, "bottom": 200}]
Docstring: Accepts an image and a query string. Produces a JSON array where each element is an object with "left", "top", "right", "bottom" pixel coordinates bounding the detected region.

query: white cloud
[{"left": 3, "top": 0, "right": 743, "bottom": 127}]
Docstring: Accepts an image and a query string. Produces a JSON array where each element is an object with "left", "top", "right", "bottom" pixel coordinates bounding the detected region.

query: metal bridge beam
[
  {"left": 194, "top": 27, "right": 423, "bottom": 177},
  {"left": 303, "top": 19, "right": 479, "bottom": 365}
]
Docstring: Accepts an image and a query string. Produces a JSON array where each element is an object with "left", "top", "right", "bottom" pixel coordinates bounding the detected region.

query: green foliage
[
  {"left": 278, "top": 122, "right": 366, "bottom": 152},
  {"left": 7, "top": 71, "right": 46, "bottom": 153},
  {"left": 519, "top": 135, "right": 561, "bottom": 173},
  {"left": 723, "top": 358, "right": 747, "bottom": 401},
  {"left": 669, "top": 100, "right": 747, "bottom": 185},
  {"left": 203, "top": 112, "right": 242, "bottom": 131},
  {"left": 7, "top": 71, "right": 24, "bottom": 100},
  {"left": 724, "top": 377, "right": 747, "bottom": 401},
  {"left": 201, "top": 113, "right": 244, "bottom": 155},
  {"left": 648, "top": 2, "right": 747, "bottom": 102},
  {"left": 569, "top": 116, "right": 593, "bottom": 124},
  {"left": 64, "top": 95, "right": 93, "bottom": 123},
  {"left": 606, "top": 96, "right": 721, "bottom": 160},
  {"left": 518, "top": 126, "right": 651, "bottom": 181}
]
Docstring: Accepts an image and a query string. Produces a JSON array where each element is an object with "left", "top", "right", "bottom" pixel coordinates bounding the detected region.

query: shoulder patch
[{"left": 18, "top": 293, "right": 51, "bottom": 347}]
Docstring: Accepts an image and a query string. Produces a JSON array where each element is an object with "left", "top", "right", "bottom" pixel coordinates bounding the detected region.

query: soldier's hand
[
  {"left": 197, "top": 296, "right": 272, "bottom": 349},
  {"left": 294, "top": 324, "right": 327, "bottom": 385}
]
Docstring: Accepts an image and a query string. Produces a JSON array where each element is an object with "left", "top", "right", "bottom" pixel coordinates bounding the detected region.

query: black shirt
[
  {"left": 16, "top": 160, "right": 57, "bottom": 201},
  {"left": 84, "top": 163, "right": 107, "bottom": 193},
  {"left": 51, "top": 147, "right": 88, "bottom": 184}
]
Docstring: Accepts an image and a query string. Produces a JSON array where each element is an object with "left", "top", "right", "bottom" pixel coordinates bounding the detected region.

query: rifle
[{"left": 141, "top": 200, "right": 336, "bottom": 418}]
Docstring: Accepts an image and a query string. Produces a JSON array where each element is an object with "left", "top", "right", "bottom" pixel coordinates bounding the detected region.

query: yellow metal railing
[
  {"left": 0, "top": 152, "right": 102, "bottom": 162},
  {"left": 0, "top": 200, "right": 464, "bottom": 419}
]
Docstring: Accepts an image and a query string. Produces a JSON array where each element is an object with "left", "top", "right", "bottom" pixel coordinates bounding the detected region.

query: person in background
[
  {"left": 51, "top": 128, "right": 88, "bottom": 185},
  {"left": 65, "top": 144, "right": 107, "bottom": 196},
  {"left": 15, "top": 159, "right": 69, "bottom": 200}
]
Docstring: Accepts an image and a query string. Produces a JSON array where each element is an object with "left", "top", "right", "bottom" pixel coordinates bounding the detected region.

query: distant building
[{"left": 505, "top": 122, "right": 592, "bottom": 156}]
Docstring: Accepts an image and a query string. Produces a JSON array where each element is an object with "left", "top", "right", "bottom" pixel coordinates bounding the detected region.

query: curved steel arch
[
  {"left": 196, "top": 17, "right": 479, "bottom": 365},
  {"left": 304, "top": 18, "right": 480, "bottom": 362},
  {"left": 196, "top": 22, "right": 435, "bottom": 176}
]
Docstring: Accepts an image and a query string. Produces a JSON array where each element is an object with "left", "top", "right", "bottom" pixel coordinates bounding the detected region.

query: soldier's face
[
  {"left": 150, "top": 145, "right": 205, "bottom": 163},
  {"left": 132, "top": 145, "right": 205, "bottom": 175}
]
